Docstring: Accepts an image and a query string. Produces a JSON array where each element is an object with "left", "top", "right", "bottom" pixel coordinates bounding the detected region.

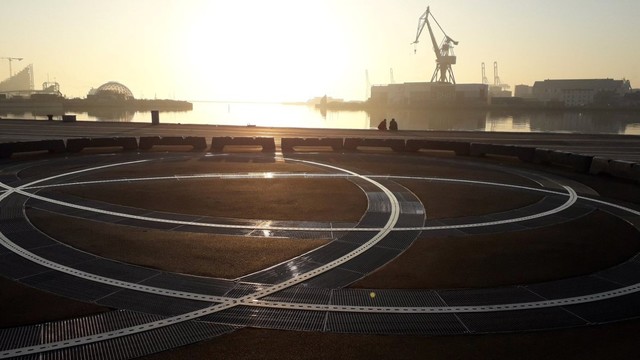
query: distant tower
[
  {"left": 481, "top": 62, "right": 488, "bottom": 84},
  {"left": 390, "top": 68, "right": 395, "bottom": 84}
]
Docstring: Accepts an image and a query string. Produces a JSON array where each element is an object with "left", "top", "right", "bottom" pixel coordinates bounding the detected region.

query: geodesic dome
[{"left": 94, "top": 81, "right": 134, "bottom": 100}]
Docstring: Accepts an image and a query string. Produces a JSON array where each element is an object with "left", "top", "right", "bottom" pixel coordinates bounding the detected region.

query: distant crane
[
  {"left": 481, "top": 62, "right": 489, "bottom": 84},
  {"left": 1, "top": 57, "right": 24, "bottom": 77},
  {"left": 493, "top": 61, "right": 510, "bottom": 90},
  {"left": 412, "top": 6, "right": 458, "bottom": 84}
]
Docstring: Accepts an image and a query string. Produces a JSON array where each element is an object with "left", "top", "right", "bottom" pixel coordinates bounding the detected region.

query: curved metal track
[{"left": 1, "top": 152, "right": 639, "bottom": 359}]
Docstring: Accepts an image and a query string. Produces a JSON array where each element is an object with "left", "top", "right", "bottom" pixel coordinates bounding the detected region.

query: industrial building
[
  {"left": 370, "top": 82, "right": 489, "bottom": 107},
  {"left": 531, "top": 79, "right": 632, "bottom": 106},
  {"left": 514, "top": 85, "right": 534, "bottom": 98}
]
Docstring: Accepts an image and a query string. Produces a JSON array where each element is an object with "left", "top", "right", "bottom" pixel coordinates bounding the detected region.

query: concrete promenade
[
  {"left": 1, "top": 119, "right": 640, "bottom": 162},
  {"left": 1, "top": 119, "right": 640, "bottom": 359}
]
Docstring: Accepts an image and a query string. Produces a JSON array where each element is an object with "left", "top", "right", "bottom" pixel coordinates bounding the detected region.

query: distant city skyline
[{"left": 1, "top": 0, "right": 638, "bottom": 102}]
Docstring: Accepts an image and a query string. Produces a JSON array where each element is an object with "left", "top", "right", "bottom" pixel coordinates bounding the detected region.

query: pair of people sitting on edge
[{"left": 378, "top": 118, "right": 398, "bottom": 131}]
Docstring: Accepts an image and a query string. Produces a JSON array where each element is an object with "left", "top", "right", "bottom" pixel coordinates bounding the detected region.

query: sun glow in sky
[{"left": 1, "top": 0, "right": 639, "bottom": 102}]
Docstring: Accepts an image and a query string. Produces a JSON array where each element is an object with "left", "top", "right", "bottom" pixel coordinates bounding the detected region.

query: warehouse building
[{"left": 531, "top": 79, "right": 631, "bottom": 106}]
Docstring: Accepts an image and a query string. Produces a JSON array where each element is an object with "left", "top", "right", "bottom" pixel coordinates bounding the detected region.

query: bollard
[
  {"left": 151, "top": 110, "right": 160, "bottom": 125},
  {"left": 47, "top": 114, "right": 54, "bottom": 121}
]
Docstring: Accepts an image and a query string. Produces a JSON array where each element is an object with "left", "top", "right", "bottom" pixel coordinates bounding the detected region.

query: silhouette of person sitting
[
  {"left": 377, "top": 119, "right": 387, "bottom": 130},
  {"left": 389, "top": 118, "right": 398, "bottom": 131}
]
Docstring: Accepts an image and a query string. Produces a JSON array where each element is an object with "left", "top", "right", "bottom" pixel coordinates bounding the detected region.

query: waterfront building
[
  {"left": 514, "top": 84, "right": 534, "bottom": 98},
  {"left": 531, "top": 79, "right": 632, "bottom": 106},
  {"left": 489, "top": 85, "right": 511, "bottom": 98},
  {"left": 87, "top": 81, "right": 134, "bottom": 100},
  {"left": 370, "top": 82, "right": 489, "bottom": 107},
  {"left": 0, "top": 64, "right": 63, "bottom": 99},
  {"left": 0, "top": 64, "right": 34, "bottom": 96}
]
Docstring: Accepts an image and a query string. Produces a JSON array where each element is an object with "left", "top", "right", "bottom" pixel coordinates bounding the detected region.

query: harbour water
[{"left": 4, "top": 101, "right": 640, "bottom": 135}]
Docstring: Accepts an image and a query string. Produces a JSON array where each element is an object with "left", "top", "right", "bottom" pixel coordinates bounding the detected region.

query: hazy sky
[{"left": 1, "top": 0, "right": 638, "bottom": 102}]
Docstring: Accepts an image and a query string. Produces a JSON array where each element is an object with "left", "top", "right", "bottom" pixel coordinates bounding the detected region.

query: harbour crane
[
  {"left": 1, "top": 57, "right": 23, "bottom": 77},
  {"left": 481, "top": 62, "right": 489, "bottom": 84},
  {"left": 493, "top": 61, "right": 510, "bottom": 90},
  {"left": 412, "top": 6, "right": 458, "bottom": 84}
]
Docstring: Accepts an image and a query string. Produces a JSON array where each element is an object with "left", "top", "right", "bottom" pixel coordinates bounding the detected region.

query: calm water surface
[{"left": 10, "top": 101, "right": 640, "bottom": 135}]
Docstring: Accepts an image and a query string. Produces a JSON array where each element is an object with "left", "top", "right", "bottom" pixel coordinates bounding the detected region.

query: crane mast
[{"left": 412, "top": 6, "right": 458, "bottom": 84}]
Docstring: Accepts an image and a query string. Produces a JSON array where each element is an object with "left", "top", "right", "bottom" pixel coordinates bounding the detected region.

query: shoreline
[
  {"left": 317, "top": 100, "right": 640, "bottom": 113},
  {"left": 2, "top": 101, "right": 640, "bottom": 136}
]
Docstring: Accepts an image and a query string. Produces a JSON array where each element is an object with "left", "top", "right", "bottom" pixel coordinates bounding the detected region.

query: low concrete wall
[
  {"left": 608, "top": 160, "right": 640, "bottom": 183},
  {"left": 405, "top": 139, "right": 470, "bottom": 156},
  {"left": 210, "top": 137, "right": 276, "bottom": 153},
  {"left": 139, "top": 136, "right": 207, "bottom": 151},
  {"left": 0, "top": 140, "right": 66, "bottom": 158},
  {"left": 470, "top": 143, "right": 536, "bottom": 162},
  {"left": 281, "top": 137, "right": 344, "bottom": 152},
  {"left": 534, "top": 149, "right": 593, "bottom": 173},
  {"left": 591, "top": 159, "right": 640, "bottom": 183},
  {"left": 343, "top": 138, "right": 406, "bottom": 152},
  {"left": 66, "top": 137, "right": 138, "bottom": 152},
  {"left": 589, "top": 157, "right": 611, "bottom": 175},
  {"left": 1, "top": 136, "right": 637, "bottom": 183}
]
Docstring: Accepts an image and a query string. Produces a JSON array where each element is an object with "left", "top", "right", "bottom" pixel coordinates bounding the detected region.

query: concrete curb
[
  {"left": 405, "top": 139, "right": 470, "bottom": 155},
  {"left": 139, "top": 136, "right": 207, "bottom": 151},
  {"left": 210, "top": 137, "right": 276, "bottom": 153},
  {"left": 0, "top": 140, "right": 66, "bottom": 158},
  {"left": 0, "top": 137, "right": 637, "bottom": 183},
  {"left": 343, "top": 138, "right": 406, "bottom": 152},
  {"left": 65, "top": 137, "right": 138, "bottom": 153},
  {"left": 534, "top": 149, "right": 594, "bottom": 173},
  {"left": 281, "top": 137, "right": 344, "bottom": 152},
  {"left": 470, "top": 143, "right": 536, "bottom": 162}
]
